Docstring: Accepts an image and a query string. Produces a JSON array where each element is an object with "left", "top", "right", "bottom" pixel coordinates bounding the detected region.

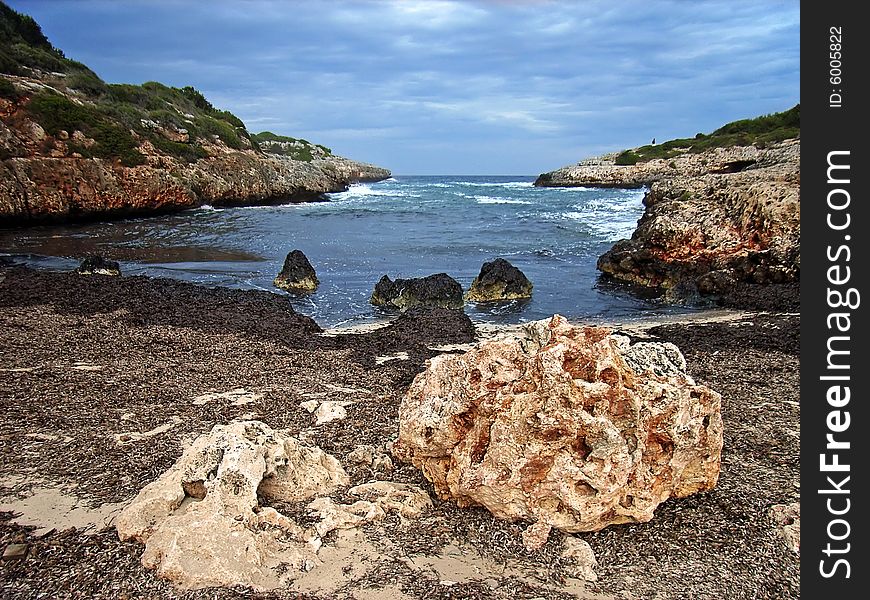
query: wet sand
[{"left": 0, "top": 266, "right": 799, "bottom": 599}]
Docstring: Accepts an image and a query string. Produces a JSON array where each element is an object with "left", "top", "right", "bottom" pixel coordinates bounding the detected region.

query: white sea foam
[
  {"left": 473, "top": 195, "right": 532, "bottom": 205},
  {"left": 457, "top": 181, "right": 534, "bottom": 188},
  {"left": 329, "top": 183, "right": 418, "bottom": 201}
]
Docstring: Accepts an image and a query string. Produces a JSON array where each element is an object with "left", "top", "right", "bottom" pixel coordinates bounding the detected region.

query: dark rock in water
[
  {"left": 370, "top": 273, "right": 463, "bottom": 311},
  {"left": 274, "top": 250, "right": 319, "bottom": 292},
  {"left": 465, "top": 258, "right": 533, "bottom": 302},
  {"left": 75, "top": 255, "right": 121, "bottom": 276}
]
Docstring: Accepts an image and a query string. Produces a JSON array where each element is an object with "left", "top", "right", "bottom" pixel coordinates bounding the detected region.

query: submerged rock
[
  {"left": 370, "top": 273, "right": 463, "bottom": 311},
  {"left": 465, "top": 258, "right": 533, "bottom": 302},
  {"left": 392, "top": 315, "right": 723, "bottom": 549},
  {"left": 75, "top": 255, "right": 121, "bottom": 276},
  {"left": 274, "top": 249, "right": 319, "bottom": 293}
]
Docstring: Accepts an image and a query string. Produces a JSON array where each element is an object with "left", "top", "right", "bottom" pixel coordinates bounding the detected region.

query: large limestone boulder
[
  {"left": 116, "top": 420, "right": 349, "bottom": 590},
  {"left": 392, "top": 315, "right": 722, "bottom": 548},
  {"left": 465, "top": 258, "right": 533, "bottom": 302},
  {"left": 273, "top": 249, "right": 319, "bottom": 293},
  {"left": 370, "top": 273, "right": 464, "bottom": 310}
]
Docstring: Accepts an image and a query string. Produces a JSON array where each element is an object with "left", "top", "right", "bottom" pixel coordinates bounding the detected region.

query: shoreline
[{"left": 0, "top": 264, "right": 799, "bottom": 599}]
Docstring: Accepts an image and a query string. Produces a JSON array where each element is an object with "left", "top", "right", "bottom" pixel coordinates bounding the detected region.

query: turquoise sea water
[{"left": 0, "top": 175, "right": 695, "bottom": 327}]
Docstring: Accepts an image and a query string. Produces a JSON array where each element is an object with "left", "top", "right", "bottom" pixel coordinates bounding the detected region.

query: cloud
[{"left": 9, "top": 0, "right": 799, "bottom": 174}]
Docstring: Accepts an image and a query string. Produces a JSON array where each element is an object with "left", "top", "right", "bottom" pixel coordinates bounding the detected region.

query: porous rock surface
[
  {"left": 536, "top": 140, "right": 800, "bottom": 301},
  {"left": 273, "top": 249, "right": 319, "bottom": 293},
  {"left": 392, "top": 315, "right": 723, "bottom": 548},
  {"left": 370, "top": 273, "right": 464, "bottom": 311},
  {"left": 116, "top": 420, "right": 431, "bottom": 590},
  {"left": 465, "top": 257, "right": 533, "bottom": 302}
]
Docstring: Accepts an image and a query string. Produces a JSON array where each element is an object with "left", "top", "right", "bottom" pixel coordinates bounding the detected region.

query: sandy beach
[{"left": 0, "top": 266, "right": 799, "bottom": 599}]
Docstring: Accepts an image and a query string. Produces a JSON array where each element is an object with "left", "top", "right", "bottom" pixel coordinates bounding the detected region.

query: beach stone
[
  {"left": 370, "top": 273, "right": 464, "bottom": 311},
  {"left": 769, "top": 502, "right": 800, "bottom": 555},
  {"left": 349, "top": 481, "right": 433, "bottom": 521},
  {"left": 561, "top": 537, "right": 598, "bottom": 582},
  {"left": 465, "top": 258, "right": 533, "bottom": 302},
  {"left": 392, "top": 315, "right": 723, "bottom": 549},
  {"left": 274, "top": 249, "right": 319, "bottom": 292},
  {"left": 116, "top": 420, "right": 348, "bottom": 590},
  {"left": 75, "top": 255, "right": 121, "bottom": 276},
  {"left": 314, "top": 401, "right": 349, "bottom": 425},
  {"left": 347, "top": 445, "right": 378, "bottom": 465},
  {"left": 307, "top": 498, "right": 385, "bottom": 537},
  {"left": 2, "top": 543, "right": 28, "bottom": 561},
  {"left": 346, "top": 444, "right": 393, "bottom": 472}
]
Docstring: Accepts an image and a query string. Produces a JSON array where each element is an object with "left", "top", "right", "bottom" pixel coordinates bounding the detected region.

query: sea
[{"left": 0, "top": 175, "right": 697, "bottom": 327}]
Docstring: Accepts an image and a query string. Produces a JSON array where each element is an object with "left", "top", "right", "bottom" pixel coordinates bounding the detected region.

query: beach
[{"left": 1, "top": 266, "right": 799, "bottom": 599}]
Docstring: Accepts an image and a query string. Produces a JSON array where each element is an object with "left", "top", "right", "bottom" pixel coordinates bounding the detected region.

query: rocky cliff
[
  {"left": 0, "top": 4, "right": 389, "bottom": 225},
  {"left": 535, "top": 122, "right": 800, "bottom": 305},
  {"left": 0, "top": 77, "right": 389, "bottom": 225}
]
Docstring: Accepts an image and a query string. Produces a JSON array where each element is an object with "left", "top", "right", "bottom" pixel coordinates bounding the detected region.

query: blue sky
[{"left": 10, "top": 0, "right": 799, "bottom": 175}]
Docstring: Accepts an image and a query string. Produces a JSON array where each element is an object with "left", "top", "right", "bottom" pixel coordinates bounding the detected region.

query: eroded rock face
[
  {"left": 116, "top": 421, "right": 349, "bottom": 590},
  {"left": 370, "top": 273, "right": 464, "bottom": 311},
  {"left": 116, "top": 420, "right": 433, "bottom": 590},
  {"left": 392, "top": 315, "right": 722, "bottom": 548},
  {"left": 465, "top": 258, "right": 533, "bottom": 302},
  {"left": 274, "top": 249, "right": 319, "bottom": 293},
  {"left": 536, "top": 140, "right": 800, "bottom": 306},
  {"left": 0, "top": 88, "right": 390, "bottom": 225}
]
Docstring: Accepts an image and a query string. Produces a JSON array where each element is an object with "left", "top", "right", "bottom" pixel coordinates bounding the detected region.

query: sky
[{"left": 9, "top": 0, "right": 800, "bottom": 175}]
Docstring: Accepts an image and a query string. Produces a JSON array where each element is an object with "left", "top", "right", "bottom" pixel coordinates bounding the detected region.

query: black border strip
[{"left": 801, "top": 2, "right": 868, "bottom": 595}]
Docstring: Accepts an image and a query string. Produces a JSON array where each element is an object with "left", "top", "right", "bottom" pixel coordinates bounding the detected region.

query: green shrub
[
  {"left": 7, "top": 42, "right": 67, "bottom": 73},
  {"left": 27, "top": 92, "right": 101, "bottom": 133},
  {"left": 615, "top": 150, "right": 640, "bottom": 166},
  {"left": 150, "top": 136, "right": 208, "bottom": 163},
  {"left": 100, "top": 101, "right": 147, "bottom": 130},
  {"left": 251, "top": 131, "right": 332, "bottom": 160},
  {"left": 108, "top": 83, "right": 152, "bottom": 107},
  {"left": 180, "top": 85, "right": 213, "bottom": 111},
  {"left": 618, "top": 105, "right": 799, "bottom": 164},
  {"left": 0, "top": 76, "right": 18, "bottom": 99},
  {"left": 27, "top": 91, "right": 144, "bottom": 166},
  {"left": 195, "top": 114, "right": 243, "bottom": 149},
  {"left": 212, "top": 108, "right": 244, "bottom": 129},
  {"left": 146, "top": 108, "right": 189, "bottom": 129},
  {"left": 65, "top": 69, "right": 108, "bottom": 97},
  {"left": 0, "top": 48, "right": 22, "bottom": 75}
]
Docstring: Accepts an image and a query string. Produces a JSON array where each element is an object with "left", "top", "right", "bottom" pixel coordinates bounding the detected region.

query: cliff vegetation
[
  {"left": 614, "top": 105, "right": 799, "bottom": 165},
  {"left": 0, "top": 1, "right": 389, "bottom": 224}
]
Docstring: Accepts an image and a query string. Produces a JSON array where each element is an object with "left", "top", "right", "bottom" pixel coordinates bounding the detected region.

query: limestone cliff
[
  {"left": 535, "top": 115, "right": 800, "bottom": 304},
  {"left": 0, "top": 77, "right": 389, "bottom": 225},
  {"left": 0, "top": 4, "right": 389, "bottom": 225}
]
